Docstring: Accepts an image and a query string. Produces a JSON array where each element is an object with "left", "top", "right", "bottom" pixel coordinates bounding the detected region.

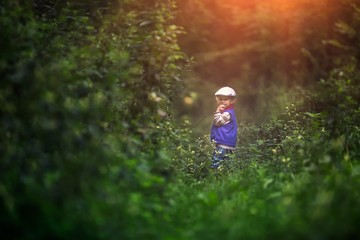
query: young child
[{"left": 210, "top": 86, "right": 238, "bottom": 169}]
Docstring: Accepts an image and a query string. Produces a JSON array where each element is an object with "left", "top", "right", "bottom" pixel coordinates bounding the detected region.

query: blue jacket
[{"left": 210, "top": 107, "right": 237, "bottom": 147}]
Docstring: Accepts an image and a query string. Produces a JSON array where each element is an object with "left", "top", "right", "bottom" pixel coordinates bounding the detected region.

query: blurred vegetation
[
  {"left": 1, "top": 0, "right": 186, "bottom": 238},
  {"left": 0, "top": 0, "right": 360, "bottom": 239},
  {"left": 174, "top": 0, "right": 360, "bottom": 131}
]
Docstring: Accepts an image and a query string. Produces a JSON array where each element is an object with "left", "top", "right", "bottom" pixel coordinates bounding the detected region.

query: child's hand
[{"left": 216, "top": 104, "right": 226, "bottom": 112}]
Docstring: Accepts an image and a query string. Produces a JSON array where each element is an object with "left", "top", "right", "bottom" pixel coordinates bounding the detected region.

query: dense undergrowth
[
  {"left": 1, "top": 0, "right": 360, "bottom": 239},
  {"left": 170, "top": 71, "right": 360, "bottom": 239}
]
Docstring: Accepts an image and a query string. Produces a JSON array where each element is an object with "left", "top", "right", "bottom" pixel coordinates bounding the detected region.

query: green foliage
[
  {"left": 314, "top": 67, "right": 360, "bottom": 154},
  {"left": 1, "top": 0, "right": 360, "bottom": 239},
  {"left": 162, "top": 160, "right": 360, "bottom": 239},
  {"left": 0, "top": 1, "right": 187, "bottom": 239},
  {"left": 170, "top": 41, "right": 360, "bottom": 238},
  {"left": 166, "top": 76, "right": 360, "bottom": 239}
]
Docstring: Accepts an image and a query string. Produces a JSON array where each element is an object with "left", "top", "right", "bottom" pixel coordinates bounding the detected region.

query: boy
[{"left": 210, "top": 86, "right": 237, "bottom": 169}]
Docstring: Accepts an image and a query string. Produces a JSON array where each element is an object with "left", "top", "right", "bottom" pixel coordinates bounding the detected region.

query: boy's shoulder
[{"left": 225, "top": 108, "right": 236, "bottom": 113}]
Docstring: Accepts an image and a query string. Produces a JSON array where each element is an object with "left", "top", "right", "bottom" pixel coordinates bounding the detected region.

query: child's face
[{"left": 216, "top": 95, "right": 236, "bottom": 108}]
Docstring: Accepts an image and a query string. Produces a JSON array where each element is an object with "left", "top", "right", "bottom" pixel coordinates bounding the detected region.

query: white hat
[{"left": 215, "top": 86, "right": 236, "bottom": 96}]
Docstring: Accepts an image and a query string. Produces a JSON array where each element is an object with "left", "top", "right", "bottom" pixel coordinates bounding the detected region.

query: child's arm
[{"left": 213, "top": 111, "right": 231, "bottom": 126}]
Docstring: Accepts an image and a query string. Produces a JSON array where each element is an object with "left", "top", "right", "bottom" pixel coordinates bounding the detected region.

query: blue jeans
[{"left": 211, "top": 146, "right": 234, "bottom": 169}]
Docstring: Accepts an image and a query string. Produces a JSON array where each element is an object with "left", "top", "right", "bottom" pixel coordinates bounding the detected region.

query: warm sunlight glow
[{"left": 177, "top": 0, "right": 334, "bottom": 85}]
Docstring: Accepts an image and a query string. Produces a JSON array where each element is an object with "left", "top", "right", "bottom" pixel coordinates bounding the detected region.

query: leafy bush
[{"left": 0, "top": 1, "right": 188, "bottom": 239}]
